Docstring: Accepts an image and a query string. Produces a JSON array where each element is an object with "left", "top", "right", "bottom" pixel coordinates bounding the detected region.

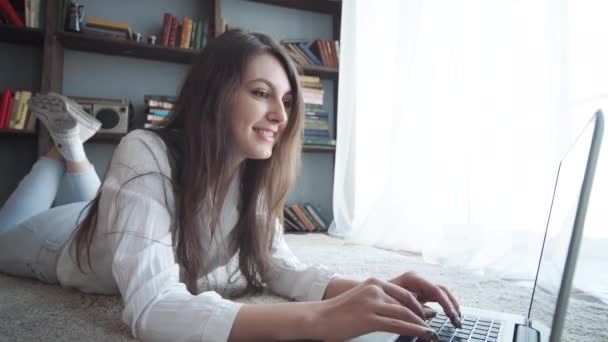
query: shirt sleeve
[
  {"left": 102, "top": 131, "right": 242, "bottom": 342},
  {"left": 261, "top": 221, "right": 339, "bottom": 302}
]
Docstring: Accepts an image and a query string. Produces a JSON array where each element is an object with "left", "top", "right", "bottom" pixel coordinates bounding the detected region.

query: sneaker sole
[
  {"left": 30, "top": 93, "right": 102, "bottom": 142},
  {"left": 49, "top": 92, "right": 102, "bottom": 132}
]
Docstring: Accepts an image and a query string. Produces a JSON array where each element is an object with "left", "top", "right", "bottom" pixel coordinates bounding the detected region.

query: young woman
[{"left": 0, "top": 30, "right": 461, "bottom": 341}]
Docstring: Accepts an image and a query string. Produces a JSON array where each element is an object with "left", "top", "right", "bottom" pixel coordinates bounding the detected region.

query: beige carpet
[{"left": 1, "top": 233, "right": 606, "bottom": 341}]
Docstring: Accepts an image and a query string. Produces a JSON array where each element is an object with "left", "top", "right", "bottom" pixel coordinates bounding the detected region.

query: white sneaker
[{"left": 28, "top": 92, "right": 101, "bottom": 143}]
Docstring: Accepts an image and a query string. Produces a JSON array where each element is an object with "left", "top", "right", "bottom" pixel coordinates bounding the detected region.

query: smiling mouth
[{"left": 253, "top": 128, "right": 276, "bottom": 139}]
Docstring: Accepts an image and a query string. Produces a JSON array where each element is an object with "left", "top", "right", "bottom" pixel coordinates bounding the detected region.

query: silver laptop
[{"left": 354, "top": 110, "right": 604, "bottom": 342}]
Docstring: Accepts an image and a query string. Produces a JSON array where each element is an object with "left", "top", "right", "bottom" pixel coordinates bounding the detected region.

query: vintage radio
[{"left": 70, "top": 96, "right": 130, "bottom": 134}]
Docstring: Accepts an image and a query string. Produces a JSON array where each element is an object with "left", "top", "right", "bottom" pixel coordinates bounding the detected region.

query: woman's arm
[
  {"left": 229, "top": 278, "right": 438, "bottom": 342},
  {"left": 228, "top": 301, "right": 319, "bottom": 341}
]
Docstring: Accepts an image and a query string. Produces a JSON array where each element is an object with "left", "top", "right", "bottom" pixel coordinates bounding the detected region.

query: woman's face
[{"left": 228, "top": 53, "right": 293, "bottom": 161}]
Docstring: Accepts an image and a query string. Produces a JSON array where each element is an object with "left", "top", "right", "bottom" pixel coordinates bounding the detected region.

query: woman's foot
[{"left": 28, "top": 92, "right": 101, "bottom": 162}]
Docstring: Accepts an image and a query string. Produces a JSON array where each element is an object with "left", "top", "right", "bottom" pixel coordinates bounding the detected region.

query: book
[
  {"left": 304, "top": 103, "right": 324, "bottom": 112},
  {"left": 311, "top": 40, "right": 330, "bottom": 66},
  {"left": 304, "top": 129, "right": 330, "bottom": 138},
  {"left": 24, "top": 110, "right": 35, "bottom": 131},
  {"left": 334, "top": 40, "right": 340, "bottom": 65},
  {"left": 285, "top": 43, "right": 313, "bottom": 65},
  {"left": 301, "top": 81, "right": 323, "bottom": 90},
  {"left": 285, "top": 45, "right": 309, "bottom": 66},
  {"left": 328, "top": 40, "right": 338, "bottom": 67},
  {"left": 13, "top": 90, "right": 31, "bottom": 130},
  {"left": 168, "top": 15, "right": 178, "bottom": 47},
  {"left": 304, "top": 120, "right": 329, "bottom": 130},
  {"left": 24, "top": 0, "right": 30, "bottom": 27},
  {"left": 160, "top": 12, "right": 171, "bottom": 46},
  {"left": 284, "top": 206, "right": 307, "bottom": 231},
  {"left": 300, "top": 75, "right": 321, "bottom": 84},
  {"left": 283, "top": 218, "right": 299, "bottom": 232},
  {"left": 290, "top": 204, "right": 316, "bottom": 232},
  {"left": 300, "top": 204, "right": 323, "bottom": 231},
  {"left": 194, "top": 19, "right": 203, "bottom": 49},
  {"left": 27, "top": 0, "right": 38, "bottom": 28},
  {"left": 147, "top": 108, "right": 171, "bottom": 116},
  {"left": 86, "top": 17, "right": 132, "bottom": 37},
  {"left": 189, "top": 19, "right": 196, "bottom": 48},
  {"left": 180, "top": 16, "right": 188, "bottom": 48},
  {"left": 8, "top": 90, "right": 20, "bottom": 128},
  {"left": 0, "top": 0, "right": 24, "bottom": 26},
  {"left": 303, "top": 137, "right": 336, "bottom": 146},
  {"left": 296, "top": 42, "right": 322, "bottom": 65},
  {"left": 82, "top": 26, "right": 130, "bottom": 40},
  {"left": 304, "top": 203, "right": 328, "bottom": 231},
  {"left": 145, "top": 94, "right": 176, "bottom": 104},
  {"left": 0, "top": 89, "right": 13, "bottom": 128},
  {"left": 283, "top": 212, "right": 303, "bottom": 232}
]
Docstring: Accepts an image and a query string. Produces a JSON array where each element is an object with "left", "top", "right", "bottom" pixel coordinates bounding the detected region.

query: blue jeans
[{"left": 0, "top": 158, "right": 100, "bottom": 284}]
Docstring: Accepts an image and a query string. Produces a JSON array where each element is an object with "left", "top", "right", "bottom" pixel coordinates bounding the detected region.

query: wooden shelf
[
  {"left": 0, "top": 25, "right": 44, "bottom": 46},
  {"left": 300, "top": 64, "right": 339, "bottom": 80},
  {"left": 248, "top": 0, "right": 341, "bottom": 14},
  {"left": 57, "top": 31, "right": 200, "bottom": 64},
  {"left": 0, "top": 129, "right": 37, "bottom": 138},
  {"left": 303, "top": 144, "right": 335, "bottom": 153}
]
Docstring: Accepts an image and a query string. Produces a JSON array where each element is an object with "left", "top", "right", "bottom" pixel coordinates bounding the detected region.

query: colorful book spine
[
  {"left": 148, "top": 109, "right": 171, "bottom": 116},
  {"left": 303, "top": 137, "right": 336, "bottom": 146},
  {"left": 0, "top": 89, "right": 14, "bottom": 128},
  {"left": 0, "top": 0, "right": 24, "bottom": 26},
  {"left": 194, "top": 19, "right": 203, "bottom": 49},
  {"left": 305, "top": 204, "right": 328, "bottom": 231},
  {"left": 160, "top": 13, "right": 171, "bottom": 46},
  {"left": 168, "top": 16, "right": 178, "bottom": 47},
  {"left": 290, "top": 204, "right": 316, "bottom": 231},
  {"left": 13, "top": 91, "right": 31, "bottom": 130}
]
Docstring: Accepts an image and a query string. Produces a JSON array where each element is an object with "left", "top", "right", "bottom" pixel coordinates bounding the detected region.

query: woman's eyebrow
[{"left": 248, "top": 78, "right": 292, "bottom": 96}]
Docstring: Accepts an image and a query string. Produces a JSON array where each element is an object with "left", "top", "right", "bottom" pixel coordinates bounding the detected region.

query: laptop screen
[{"left": 527, "top": 112, "right": 602, "bottom": 338}]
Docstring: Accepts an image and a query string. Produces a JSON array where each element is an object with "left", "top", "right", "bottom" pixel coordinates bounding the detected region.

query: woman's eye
[
  {"left": 283, "top": 100, "right": 293, "bottom": 109},
  {"left": 253, "top": 90, "right": 269, "bottom": 98}
]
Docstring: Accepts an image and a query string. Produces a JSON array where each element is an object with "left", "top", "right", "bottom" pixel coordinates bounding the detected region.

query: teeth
[{"left": 255, "top": 128, "right": 274, "bottom": 138}]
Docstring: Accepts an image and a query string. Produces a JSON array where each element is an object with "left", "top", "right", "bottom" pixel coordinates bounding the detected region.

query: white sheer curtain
[{"left": 331, "top": 0, "right": 608, "bottom": 302}]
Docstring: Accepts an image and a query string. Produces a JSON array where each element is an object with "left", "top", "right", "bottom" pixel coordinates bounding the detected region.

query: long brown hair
[{"left": 73, "top": 29, "right": 304, "bottom": 296}]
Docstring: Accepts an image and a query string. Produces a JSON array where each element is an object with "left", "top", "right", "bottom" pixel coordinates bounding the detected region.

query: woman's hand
[
  {"left": 389, "top": 271, "right": 462, "bottom": 328},
  {"left": 313, "top": 277, "right": 439, "bottom": 342}
]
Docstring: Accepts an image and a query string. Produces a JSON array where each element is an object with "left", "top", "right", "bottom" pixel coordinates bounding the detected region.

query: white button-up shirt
[{"left": 56, "top": 129, "right": 336, "bottom": 341}]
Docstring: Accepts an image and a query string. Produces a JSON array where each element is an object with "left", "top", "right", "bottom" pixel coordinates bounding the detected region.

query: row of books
[
  {"left": 143, "top": 94, "right": 175, "bottom": 129},
  {"left": 160, "top": 13, "right": 211, "bottom": 49},
  {"left": 0, "top": 89, "right": 35, "bottom": 131},
  {"left": 0, "top": 0, "right": 40, "bottom": 28},
  {"left": 283, "top": 39, "right": 340, "bottom": 68},
  {"left": 301, "top": 75, "right": 335, "bottom": 146},
  {"left": 284, "top": 203, "right": 328, "bottom": 233}
]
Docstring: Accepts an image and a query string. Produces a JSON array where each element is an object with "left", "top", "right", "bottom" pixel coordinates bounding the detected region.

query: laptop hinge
[{"left": 514, "top": 321, "right": 540, "bottom": 342}]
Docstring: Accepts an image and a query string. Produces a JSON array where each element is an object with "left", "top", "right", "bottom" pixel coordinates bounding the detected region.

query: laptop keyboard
[{"left": 427, "top": 312, "right": 502, "bottom": 342}]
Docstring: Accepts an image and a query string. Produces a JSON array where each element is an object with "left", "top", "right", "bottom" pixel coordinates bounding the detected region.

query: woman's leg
[
  {"left": 0, "top": 201, "right": 90, "bottom": 284},
  {"left": 0, "top": 147, "right": 65, "bottom": 233},
  {"left": 54, "top": 160, "right": 101, "bottom": 206}
]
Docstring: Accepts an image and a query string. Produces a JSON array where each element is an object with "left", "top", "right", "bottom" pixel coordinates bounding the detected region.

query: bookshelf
[
  {"left": 0, "top": 127, "right": 37, "bottom": 138},
  {"left": 247, "top": 0, "right": 341, "bottom": 14},
  {"left": 0, "top": 25, "right": 44, "bottom": 46},
  {"left": 1, "top": 0, "right": 341, "bottom": 214},
  {"left": 57, "top": 31, "right": 200, "bottom": 64}
]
